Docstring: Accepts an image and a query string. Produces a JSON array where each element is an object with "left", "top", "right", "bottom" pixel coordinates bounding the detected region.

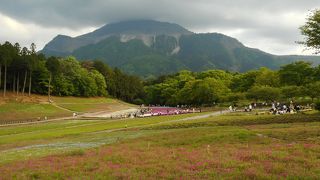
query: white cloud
[{"left": 0, "top": 13, "right": 96, "bottom": 50}]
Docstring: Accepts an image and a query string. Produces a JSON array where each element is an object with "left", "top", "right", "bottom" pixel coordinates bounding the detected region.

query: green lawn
[
  {"left": 52, "top": 96, "right": 135, "bottom": 112},
  {"left": 52, "top": 97, "right": 115, "bottom": 104},
  {"left": 0, "top": 113, "right": 207, "bottom": 146},
  {"left": 0, "top": 96, "right": 135, "bottom": 122},
  {"left": 0, "top": 112, "right": 320, "bottom": 179},
  {"left": 0, "top": 101, "right": 70, "bottom": 121},
  {"left": 0, "top": 113, "right": 209, "bottom": 164}
]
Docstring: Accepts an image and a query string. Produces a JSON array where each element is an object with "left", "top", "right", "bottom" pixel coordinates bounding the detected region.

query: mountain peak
[
  {"left": 42, "top": 20, "right": 193, "bottom": 56},
  {"left": 89, "top": 19, "right": 193, "bottom": 37}
]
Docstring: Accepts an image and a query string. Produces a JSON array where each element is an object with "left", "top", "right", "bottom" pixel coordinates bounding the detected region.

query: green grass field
[
  {"left": 0, "top": 101, "right": 70, "bottom": 121},
  {"left": 0, "top": 111, "right": 320, "bottom": 179},
  {"left": 0, "top": 94, "right": 134, "bottom": 122},
  {"left": 52, "top": 96, "right": 134, "bottom": 112}
]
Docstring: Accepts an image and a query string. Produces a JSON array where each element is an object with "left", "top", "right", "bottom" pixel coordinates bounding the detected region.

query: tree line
[
  {"left": 144, "top": 62, "right": 320, "bottom": 106},
  {"left": 0, "top": 41, "right": 145, "bottom": 103},
  {"left": 1, "top": 41, "right": 320, "bottom": 106}
]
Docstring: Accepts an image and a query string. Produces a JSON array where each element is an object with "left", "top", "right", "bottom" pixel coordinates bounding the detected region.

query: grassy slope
[
  {"left": 52, "top": 96, "right": 134, "bottom": 112},
  {"left": 0, "top": 113, "right": 209, "bottom": 163},
  {"left": 0, "top": 112, "right": 320, "bottom": 178},
  {"left": 0, "top": 93, "right": 134, "bottom": 121},
  {"left": 0, "top": 113, "right": 202, "bottom": 146},
  {"left": 0, "top": 102, "right": 70, "bottom": 121}
]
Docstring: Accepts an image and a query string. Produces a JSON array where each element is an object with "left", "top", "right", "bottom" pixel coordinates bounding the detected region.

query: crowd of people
[
  {"left": 108, "top": 105, "right": 199, "bottom": 119},
  {"left": 269, "top": 101, "right": 305, "bottom": 115},
  {"left": 137, "top": 106, "right": 198, "bottom": 117},
  {"left": 107, "top": 101, "right": 312, "bottom": 120},
  {"left": 228, "top": 101, "right": 311, "bottom": 115}
]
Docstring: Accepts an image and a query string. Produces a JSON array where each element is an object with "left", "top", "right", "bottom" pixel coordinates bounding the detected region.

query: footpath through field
[
  {"left": 81, "top": 108, "right": 139, "bottom": 118},
  {"left": 178, "top": 110, "right": 229, "bottom": 121},
  {"left": 0, "top": 107, "right": 140, "bottom": 127}
]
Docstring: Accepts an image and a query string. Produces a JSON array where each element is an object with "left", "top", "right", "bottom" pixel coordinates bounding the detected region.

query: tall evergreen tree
[
  {"left": 21, "top": 47, "right": 30, "bottom": 95},
  {"left": 28, "top": 43, "right": 37, "bottom": 96},
  {"left": 2, "top": 42, "right": 16, "bottom": 97}
]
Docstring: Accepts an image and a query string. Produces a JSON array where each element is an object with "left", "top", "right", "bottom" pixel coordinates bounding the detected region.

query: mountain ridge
[{"left": 41, "top": 20, "right": 320, "bottom": 77}]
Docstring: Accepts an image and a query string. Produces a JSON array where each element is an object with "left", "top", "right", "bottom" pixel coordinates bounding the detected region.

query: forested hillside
[
  {"left": 0, "top": 42, "right": 144, "bottom": 104},
  {"left": 41, "top": 20, "right": 320, "bottom": 77}
]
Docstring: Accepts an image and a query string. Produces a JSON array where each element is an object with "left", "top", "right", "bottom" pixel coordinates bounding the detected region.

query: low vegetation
[{"left": 0, "top": 112, "right": 320, "bottom": 178}]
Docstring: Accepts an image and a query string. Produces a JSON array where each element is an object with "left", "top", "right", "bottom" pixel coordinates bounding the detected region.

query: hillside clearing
[{"left": 0, "top": 93, "right": 135, "bottom": 122}]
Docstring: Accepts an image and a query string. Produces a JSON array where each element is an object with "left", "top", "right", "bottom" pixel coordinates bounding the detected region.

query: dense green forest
[
  {"left": 0, "top": 41, "right": 144, "bottom": 103},
  {"left": 144, "top": 61, "right": 320, "bottom": 106},
  {"left": 1, "top": 41, "right": 320, "bottom": 106}
]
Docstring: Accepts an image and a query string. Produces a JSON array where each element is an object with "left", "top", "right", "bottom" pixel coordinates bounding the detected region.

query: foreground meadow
[{"left": 0, "top": 112, "right": 320, "bottom": 179}]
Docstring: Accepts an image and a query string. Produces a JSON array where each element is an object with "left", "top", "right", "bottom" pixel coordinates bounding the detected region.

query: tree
[
  {"left": 305, "top": 81, "right": 320, "bottom": 102},
  {"left": 230, "top": 70, "right": 259, "bottom": 92},
  {"left": 1, "top": 42, "right": 16, "bottom": 96},
  {"left": 28, "top": 43, "right": 37, "bottom": 96},
  {"left": 10, "top": 49, "right": 24, "bottom": 95},
  {"left": 144, "top": 84, "right": 163, "bottom": 105},
  {"left": 111, "top": 68, "right": 144, "bottom": 103},
  {"left": 46, "top": 57, "right": 60, "bottom": 101},
  {"left": 92, "top": 60, "right": 113, "bottom": 95},
  {"left": 281, "top": 86, "right": 302, "bottom": 100},
  {"left": 299, "top": 9, "right": 320, "bottom": 54},
  {"left": 247, "top": 86, "right": 281, "bottom": 102},
  {"left": 225, "top": 92, "right": 246, "bottom": 103},
  {"left": 21, "top": 47, "right": 30, "bottom": 95},
  {"left": 314, "top": 65, "right": 320, "bottom": 81},
  {"left": 90, "top": 70, "right": 107, "bottom": 96},
  {"left": 177, "top": 78, "right": 230, "bottom": 106},
  {"left": 197, "top": 69, "right": 233, "bottom": 86},
  {"left": 315, "top": 101, "right": 320, "bottom": 111},
  {"left": 198, "top": 78, "right": 230, "bottom": 105},
  {"left": 279, "top": 61, "right": 314, "bottom": 86},
  {"left": 255, "top": 67, "right": 280, "bottom": 87}
]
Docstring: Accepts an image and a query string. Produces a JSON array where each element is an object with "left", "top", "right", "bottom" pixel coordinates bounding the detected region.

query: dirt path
[
  {"left": 0, "top": 116, "right": 74, "bottom": 127},
  {"left": 0, "top": 107, "right": 230, "bottom": 127},
  {"left": 178, "top": 110, "right": 230, "bottom": 121},
  {"left": 50, "top": 103, "right": 74, "bottom": 112},
  {"left": 82, "top": 108, "right": 139, "bottom": 118}
]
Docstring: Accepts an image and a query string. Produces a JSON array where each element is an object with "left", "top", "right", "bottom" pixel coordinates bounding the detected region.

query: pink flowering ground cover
[{"left": 1, "top": 122, "right": 320, "bottom": 179}]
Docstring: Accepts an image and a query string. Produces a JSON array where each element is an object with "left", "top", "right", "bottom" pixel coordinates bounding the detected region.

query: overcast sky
[{"left": 0, "top": 0, "right": 319, "bottom": 55}]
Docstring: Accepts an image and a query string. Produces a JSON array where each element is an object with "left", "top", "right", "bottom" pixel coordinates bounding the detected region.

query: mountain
[
  {"left": 42, "top": 20, "right": 192, "bottom": 56},
  {"left": 41, "top": 20, "right": 320, "bottom": 77}
]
